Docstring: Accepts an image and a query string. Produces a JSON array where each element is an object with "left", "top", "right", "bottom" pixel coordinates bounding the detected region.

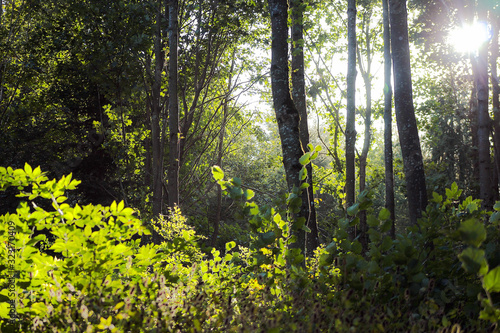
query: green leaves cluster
[
  {"left": 3, "top": 166, "right": 500, "bottom": 331},
  {"left": 456, "top": 200, "right": 500, "bottom": 324},
  {"left": 0, "top": 165, "right": 206, "bottom": 332}
]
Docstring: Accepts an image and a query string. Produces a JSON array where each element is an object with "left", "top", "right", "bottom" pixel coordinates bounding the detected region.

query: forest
[{"left": 1, "top": 0, "right": 500, "bottom": 331}]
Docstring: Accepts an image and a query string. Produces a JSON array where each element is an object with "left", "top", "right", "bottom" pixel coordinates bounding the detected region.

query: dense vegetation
[{"left": 1, "top": 0, "right": 500, "bottom": 331}]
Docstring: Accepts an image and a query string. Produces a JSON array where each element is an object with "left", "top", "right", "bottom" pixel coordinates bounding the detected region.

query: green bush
[{"left": 1, "top": 164, "right": 500, "bottom": 332}]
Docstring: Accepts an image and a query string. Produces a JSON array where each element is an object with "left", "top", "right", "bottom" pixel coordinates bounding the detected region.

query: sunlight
[{"left": 448, "top": 21, "right": 491, "bottom": 54}]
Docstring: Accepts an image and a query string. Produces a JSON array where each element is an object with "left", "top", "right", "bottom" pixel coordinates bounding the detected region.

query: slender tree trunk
[
  {"left": 291, "top": 0, "right": 319, "bottom": 254},
  {"left": 211, "top": 53, "right": 235, "bottom": 247},
  {"left": 357, "top": 9, "right": 372, "bottom": 250},
  {"left": 490, "top": 15, "right": 500, "bottom": 201},
  {"left": 470, "top": 82, "right": 480, "bottom": 198},
  {"left": 268, "top": 0, "right": 306, "bottom": 256},
  {"left": 346, "top": 0, "right": 357, "bottom": 212},
  {"left": 389, "top": 0, "right": 427, "bottom": 224},
  {"left": 151, "top": 3, "right": 165, "bottom": 220},
  {"left": 383, "top": 0, "right": 396, "bottom": 237},
  {"left": 167, "top": 0, "right": 180, "bottom": 209},
  {"left": 145, "top": 94, "right": 152, "bottom": 189},
  {"left": 475, "top": 8, "right": 493, "bottom": 209},
  {"left": 148, "top": 2, "right": 167, "bottom": 245}
]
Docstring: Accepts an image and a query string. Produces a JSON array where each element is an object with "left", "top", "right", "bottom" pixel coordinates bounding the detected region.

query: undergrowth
[{"left": 1, "top": 164, "right": 500, "bottom": 332}]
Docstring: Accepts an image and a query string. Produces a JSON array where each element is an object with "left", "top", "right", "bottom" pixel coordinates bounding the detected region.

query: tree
[
  {"left": 291, "top": 0, "right": 319, "bottom": 253},
  {"left": 210, "top": 50, "right": 236, "bottom": 247},
  {"left": 150, "top": 1, "right": 166, "bottom": 220},
  {"left": 356, "top": 3, "right": 375, "bottom": 249},
  {"left": 475, "top": 7, "right": 494, "bottom": 209},
  {"left": 389, "top": 0, "right": 428, "bottom": 224},
  {"left": 167, "top": 0, "right": 180, "bottom": 209},
  {"left": 268, "top": 0, "right": 307, "bottom": 255},
  {"left": 382, "top": 0, "right": 396, "bottom": 237},
  {"left": 492, "top": 13, "right": 500, "bottom": 194},
  {"left": 346, "top": 0, "right": 357, "bottom": 228}
]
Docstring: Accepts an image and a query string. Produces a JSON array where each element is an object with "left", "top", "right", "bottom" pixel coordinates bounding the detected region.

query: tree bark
[
  {"left": 346, "top": 0, "right": 357, "bottom": 211},
  {"left": 167, "top": 0, "right": 180, "bottom": 209},
  {"left": 389, "top": 0, "right": 428, "bottom": 224},
  {"left": 149, "top": 2, "right": 167, "bottom": 245},
  {"left": 469, "top": 82, "right": 480, "bottom": 198},
  {"left": 346, "top": 0, "right": 357, "bottom": 240},
  {"left": 291, "top": 0, "right": 319, "bottom": 255},
  {"left": 357, "top": 8, "right": 373, "bottom": 250},
  {"left": 490, "top": 14, "right": 500, "bottom": 201},
  {"left": 475, "top": 8, "right": 493, "bottom": 209},
  {"left": 151, "top": 2, "right": 165, "bottom": 220},
  {"left": 383, "top": 0, "right": 396, "bottom": 237},
  {"left": 268, "top": 0, "right": 306, "bottom": 256},
  {"left": 145, "top": 94, "right": 152, "bottom": 190},
  {"left": 211, "top": 52, "right": 235, "bottom": 247}
]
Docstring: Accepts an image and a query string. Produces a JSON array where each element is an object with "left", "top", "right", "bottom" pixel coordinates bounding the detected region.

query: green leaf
[
  {"left": 367, "top": 215, "right": 379, "bottom": 227},
  {"left": 347, "top": 203, "right": 359, "bottom": 216},
  {"left": 446, "top": 182, "right": 462, "bottom": 200},
  {"left": 378, "top": 208, "right": 390, "bottom": 220},
  {"left": 24, "top": 163, "right": 32, "bottom": 175},
  {"left": 84, "top": 225, "right": 92, "bottom": 237},
  {"left": 121, "top": 207, "right": 134, "bottom": 216},
  {"left": 380, "top": 219, "right": 392, "bottom": 233},
  {"left": 490, "top": 211, "right": 500, "bottom": 223},
  {"left": 232, "top": 177, "right": 242, "bottom": 186},
  {"left": 225, "top": 241, "right": 236, "bottom": 252},
  {"left": 459, "top": 247, "right": 488, "bottom": 274},
  {"left": 113, "top": 243, "right": 129, "bottom": 255},
  {"left": 299, "top": 153, "right": 310, "bottom": 165},
  {"left": 299, "top": 168, "right": 307, "bottom": 181},
  {"left": 484, "top": 266, "right": 500, "bottom": 292},
  {"left": 32, "top": 166, "right": 42, "bottom": 178},
  {"left": 300, "top": 182, "right": 310, "bottom": 189},
  {"left": 261, "top": 231, "right": 276, "bottom": 246},
  {"left": 432, "top": 192, "right": 443, "bottom": 203},
  {"left": 459, "top": 219, "right": 487, "bottom": 248},
  {"left": 352, "top": 241, "right": 362, "bottom": 254},
  {"left": 49, "top": 242, "right": 67, "bottom": 253},
  {"left": 211, "top": 166, "right": 224, "bottom": 181},
  {"left": 244, "top": 189, "right": 255, "bottom": 200}
]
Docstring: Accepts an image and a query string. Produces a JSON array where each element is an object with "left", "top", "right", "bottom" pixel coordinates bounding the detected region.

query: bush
[{"left": 1, "top": 165, "right": 500, "bottom": 332}]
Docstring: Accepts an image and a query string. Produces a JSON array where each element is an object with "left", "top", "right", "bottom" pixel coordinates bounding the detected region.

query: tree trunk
[
  {"left": 490, "top": 14, "right": 500, "bottom": 201},
  {"left": 151, "top": 2, "right": 165, "bottom": 220},
  {"left": 145, "top": 94, "right": 152, "bottom": 190},
  {"left": 389, "top": 0, "right": 428, "bottom": 224},
  {"left": 167, "top": 0, "right": 180, "bottom": 209},
  {"left": 291, "top": 0, "right": 319, "bottom": 255},
  {"left": 475, "top": 8, "right": 493, "bottom": 209},
  {"left": 470, "top": 83, "right": 480, "bottom": 198},
  {"left": 346, "top": 0, "right": 357, "bottom": 211},
  {"left": 149, "top": 2, "right": 166, "bottom": 245},
  {"left": 357, "top": 9, "right": 373, "bottom": 251},
  {"left": 383, "top": 0, "right": 396, "bottom": 237},
  {"left": 268, "top": 0, "right": 306, "bottom": 256},
  {"left": 211, "top": 53, "right": 235, "bottom": 247}
]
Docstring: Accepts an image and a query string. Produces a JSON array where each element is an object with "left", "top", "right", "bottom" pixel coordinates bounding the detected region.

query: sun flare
[{"left": 448, "top": 21, "right": 491, "bottom": 54}]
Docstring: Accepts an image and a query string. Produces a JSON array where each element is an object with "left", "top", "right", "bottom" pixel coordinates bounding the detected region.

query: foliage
[{"left": 1, "top": 165, "right": 500, "bottom": 332}]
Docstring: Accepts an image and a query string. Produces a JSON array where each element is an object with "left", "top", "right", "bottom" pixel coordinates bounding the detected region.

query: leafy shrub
[{"left": 1, "top": 164, "right": 500, "bottom": 332}]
